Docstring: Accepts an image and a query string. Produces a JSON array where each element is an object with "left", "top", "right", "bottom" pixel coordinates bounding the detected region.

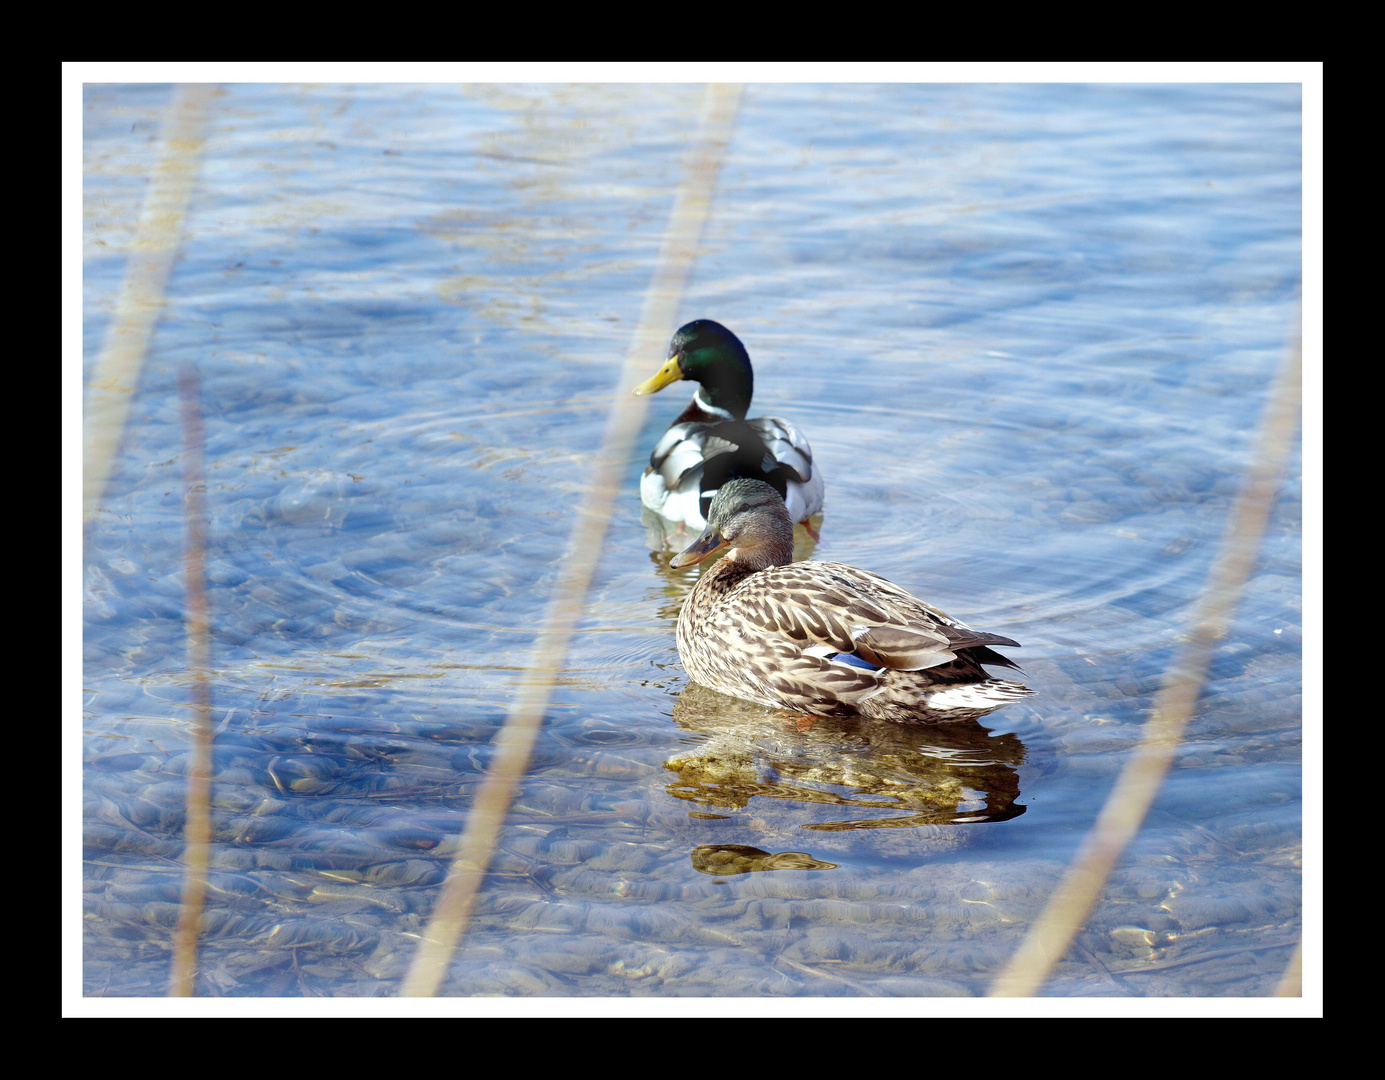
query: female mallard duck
[
  {"left": 633, "top": 320, "right": 824, "bottom": 533},
  {"left": 670, "top": 479, "right": 1031, "bottom": 723}
]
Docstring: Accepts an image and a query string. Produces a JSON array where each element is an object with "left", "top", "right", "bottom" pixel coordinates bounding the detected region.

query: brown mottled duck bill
[{"left": 669, "top": 527, "right": 727, "bottom": 568}]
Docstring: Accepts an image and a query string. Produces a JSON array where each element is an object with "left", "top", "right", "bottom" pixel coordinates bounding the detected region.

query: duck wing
[
  {"left": 647, "top": 418, "right": 823, "bottom": 524},
  {"left": 737, "top": 562, "right": 1021, "bottom": 674},
  {"left": 747, "top": 416, "right": 814, "bottom": 483},
  {"left": 648, "top": 422, "right": 717, "bottom": 490}
]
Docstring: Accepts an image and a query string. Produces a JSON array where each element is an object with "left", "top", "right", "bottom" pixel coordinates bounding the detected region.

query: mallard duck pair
[{"left": 634, "top": 321, "right": 1029, "bottom": 723}]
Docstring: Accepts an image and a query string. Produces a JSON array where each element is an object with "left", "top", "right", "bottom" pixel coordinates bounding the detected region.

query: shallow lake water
[{"left": 77, "top": 81, "right": 1309, "bottom": 1007}]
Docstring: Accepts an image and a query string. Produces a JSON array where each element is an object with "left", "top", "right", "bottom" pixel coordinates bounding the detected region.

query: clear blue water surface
[{"left": 81, "top": 82, "right": 1304, "bottom": 999}]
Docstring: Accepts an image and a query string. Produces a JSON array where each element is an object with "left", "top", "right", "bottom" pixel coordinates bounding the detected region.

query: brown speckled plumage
[{"left": 671, "top": 479, "right": 1032, "bottom": 723}]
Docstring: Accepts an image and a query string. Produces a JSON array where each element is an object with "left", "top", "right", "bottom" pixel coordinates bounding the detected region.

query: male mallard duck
[
  {"left": 670, "top": 479, "right": 1031, "bottom": 723},
  {"left": 633, "top": 320, "right": 824, "bottom": 533}
]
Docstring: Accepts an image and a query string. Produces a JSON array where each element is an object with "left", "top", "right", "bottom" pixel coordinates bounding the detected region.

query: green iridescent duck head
[{"left": 632, "top": 319, "right": 755, "bottom": 421}]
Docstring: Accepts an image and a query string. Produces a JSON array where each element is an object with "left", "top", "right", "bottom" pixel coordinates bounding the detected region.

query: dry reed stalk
[
  {"left": 169, "top": 364, "right": 214, "bottom": 996},
  {"left": 402, "top": 84, "right": 744, "bottom": 997},
  {"left": 990, "top": 326, "right": 1303, "bottom": 998}
]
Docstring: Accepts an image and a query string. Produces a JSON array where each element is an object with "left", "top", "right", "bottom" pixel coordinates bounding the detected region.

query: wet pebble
[
  {"left": 464, "top": 962, "right": 566, "bottom": 996},
  {"left": 584, "top": 902, "right": 694, "bottom": 941},
  {"left": 583, "top": 843, "right": 661, "bottom": 875},
  {"left": 785, "top": 928, "right": 858, "bottom": 964},
  {"left": 87, "top": 752, "right": 160, "bottom": 773},
  {"left": 309, "top": 882, "right": 413, "bottom": 914},
  {"left": 581, "top": 751, "right": 650, "bottom": 779},
  {"left": 83, "top": 821, "right": 183, "bottom": 860},
  {"left": 1161, "top": 892, "right": 1257, "bottom": 930},
  {"left": 255, "top": 918, "right": 379, "bottom": 953},
  {"left": 873, "top": 975, "right": 973, "bottom": 996},
  {"left": 542, "top": 838, "right": 605, "bottom": 864},
  {"left": 139, "top": 901, "right": 183, "bottom": 929},
  {"left": 363, "top": 825, "right": 449, "bottom": 853},
  {"left": 517, "top": 938, "right": 613, "bottom": 977},
  {"left": 97, "top": 880, "right": 182, "bottom": 905},
  {"left": 200, "top": 910, "right": 278, "bottom": 940},
  {"left": 358, "top": 859, "right": 447, "bottom": 887},
  {"left": 1108, "top": 925, "right": 1167, "bottom": 959},
  {"left": 503, "top": 899, "right": 587, "bottom": 934},
  {"left": 226, "top": 813, "right": 299, "bottom": 844},
  {"left": 84, "top": 900, "right": 145, "bottom": 927},
  {"left": 609, "top": 947, "right": 698, "bottom": 983},
  {"left": 1118, "top": 866, "right": 1180, "bottom": 901},
  {"left": 120, "top": 795, "right": 183, "bottom": 831}
]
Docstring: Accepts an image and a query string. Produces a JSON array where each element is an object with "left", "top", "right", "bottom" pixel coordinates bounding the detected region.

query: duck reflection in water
[
  {"left": 665, "top": 680, "right": 1027, "bottom": 830},
  {"left": 690, "top": 845, "right": 840, "bottom": 877}
]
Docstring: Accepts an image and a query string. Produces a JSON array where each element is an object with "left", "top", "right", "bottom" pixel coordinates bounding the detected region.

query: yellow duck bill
[{"left": 631, "top": 356, "right": 684, "bottom": 395}]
